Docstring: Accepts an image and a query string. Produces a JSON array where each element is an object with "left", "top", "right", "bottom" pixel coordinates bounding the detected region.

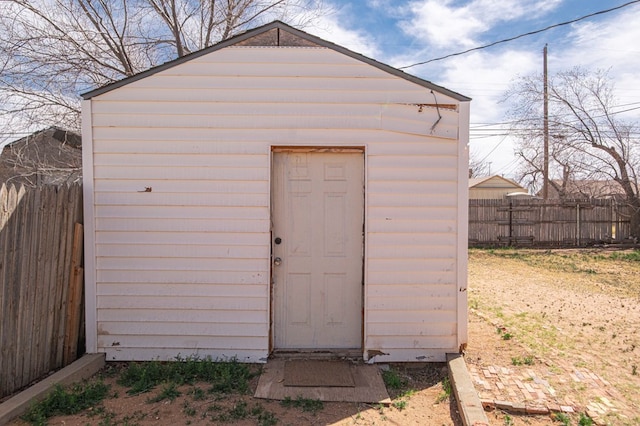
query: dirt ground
[
  {"left": 8, "top": 248, "right": 640, "bottom": 425},
  {"left": 467, "top": 248, "right": 640, "bottom": 426}
]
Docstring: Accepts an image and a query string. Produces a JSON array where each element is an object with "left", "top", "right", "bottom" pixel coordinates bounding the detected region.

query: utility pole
[{"left": 542, "top": 44, "right": 549, "bottom": 199}]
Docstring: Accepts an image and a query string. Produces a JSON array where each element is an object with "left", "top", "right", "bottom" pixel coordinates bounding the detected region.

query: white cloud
[
  {"left": 400, "top": 0, "right": 487, "bottom": 49},
  {"left": 391, "top": 1, "right": 640, "bottom": 178},
  {"left": 399, "top": 0, "right": 562, "bottom": 50},
  {"left": 441, "top": 49, "right": 540, "bottom": 176},
  {"left": 304, "top": 9, "right": 381, "bottom": 58},
  {"left": 552, "top": 6, "right": 640, "bottom": 121}
]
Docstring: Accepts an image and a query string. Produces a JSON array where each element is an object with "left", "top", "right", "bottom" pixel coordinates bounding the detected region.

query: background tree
[
  {"left": 468, "top": 152, "right": 492, "bottom": 178},
  {"left": 0, "top": 0, "right": 324, "bottom": 133},
  {"left": 505, "top": 67, "right": 640, "bottom": 236}
]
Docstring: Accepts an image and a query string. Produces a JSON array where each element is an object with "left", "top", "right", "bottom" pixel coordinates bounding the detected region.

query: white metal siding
[{"left": 86, "top": 46, "right": 466, "bottom": 362}]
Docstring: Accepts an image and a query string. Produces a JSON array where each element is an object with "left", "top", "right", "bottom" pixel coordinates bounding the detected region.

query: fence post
[{"left": 576, "top": 203, "right": 581, "bottom": 246}]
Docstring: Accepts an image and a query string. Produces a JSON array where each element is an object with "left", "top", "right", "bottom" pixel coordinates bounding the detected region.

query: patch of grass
[
  {"left": 381, "top": 369, "right": 407, "bottom": 390},
  {"left": 280, "top": 395, "right": 324, "bottom": 414},
  {"left": 147, "top": 383, "right": 181, "bottom": 403},
  {"left": 469, "top": 298, "right": 479, "bottom": 310},
  {"left": 511, "top": 355, "right": 535, "bottom": 366},
  {"left": 257, "top": 411, "right": 278, "bottom": 426},
  {"left": 436, "top": 376, "right": 452, "bottom": 403},
  {"left": 21, "top": 381, "right": 110, "bottom": 425},
  {"left": 117, "top": 357, "right": 254, "bottom": 396},
  {"left": 579, "top": 413, "right": 594, "bottom": 425},
  {"left": 205, "top": 402, "right": 271, "bottom": 423},
  {"left": 188, "top": 386, "right": 206, "bottom": 400},
  {"left": 552, "top": 412, "right": 571, "bottom": 425},
  {"left": 496, "top": 327, "right": 514, "bottom": 340},
  {"left": 117, "top": 361, "right": 167, "bottom": 395},
  {"left": 609, "top": 250, "right": 640, "bottom": 262},
  {"left": 503, "top": 413, "right": 514, "bottom": 426},
  {"left": 391, "top": 400, "right": 407, "bottom": 410},
  {"left": 229, "top": 401, "right": 249, "bottom": 419}
]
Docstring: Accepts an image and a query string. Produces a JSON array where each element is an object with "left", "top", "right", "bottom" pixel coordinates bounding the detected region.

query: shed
[
  {"left": 1, "top": 127, "right": 82, "bottom": 187},
  {"left": 469, "top": 175, "right": 529, "bottom": 199},
  {"left": 81, "top": 21, "right": 471, "bottom": 363}
]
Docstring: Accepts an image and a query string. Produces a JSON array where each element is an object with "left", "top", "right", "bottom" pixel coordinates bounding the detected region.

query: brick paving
[{"left": 468, "top": 362, "right": 633, "bottom": 424}]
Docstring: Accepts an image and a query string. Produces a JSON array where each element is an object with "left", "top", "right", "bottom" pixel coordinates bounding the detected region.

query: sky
[
  {"left": 304, "top": 0, "right": 640, "bottom": 180},
  {"left": 2, "top": 0, "right": 639, "bottom": 183}
]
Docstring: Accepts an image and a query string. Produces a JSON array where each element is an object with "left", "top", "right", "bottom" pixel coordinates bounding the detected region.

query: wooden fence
[
  {"left": 469, "top": 198, "right": 633, "bottom": 247},
  {"left": 0, "top": 183, "right": 84, "bottom": 399}
]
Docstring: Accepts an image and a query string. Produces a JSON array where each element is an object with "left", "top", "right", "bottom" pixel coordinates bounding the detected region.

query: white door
[{"left": 272, "top": 151, "right": 364, "bottom": 350}]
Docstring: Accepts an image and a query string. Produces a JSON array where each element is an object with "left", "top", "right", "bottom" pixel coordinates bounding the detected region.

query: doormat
[
  {"left": 284, "top": 360, "right": 354, "bottom": 387},
  {"left": 255, "top": 359, "right": 390, "bottom": 403}
]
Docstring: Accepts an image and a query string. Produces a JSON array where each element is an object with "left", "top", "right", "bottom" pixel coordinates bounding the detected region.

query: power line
[{"left": 399, "top": 0, "right": 640, "bottom": 69}]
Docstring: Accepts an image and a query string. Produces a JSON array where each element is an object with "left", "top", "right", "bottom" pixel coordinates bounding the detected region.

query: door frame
[{"left": 269, "top": 146, "right": 366, "bottom": 356}]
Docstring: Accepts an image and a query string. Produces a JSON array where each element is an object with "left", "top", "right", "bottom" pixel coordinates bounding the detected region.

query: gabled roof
[
  {"left": 81, "top": 20, "right": 471, "bottom": 102},
  {"left": 469, "top": 175, "right": 525, "bottom": 190}
]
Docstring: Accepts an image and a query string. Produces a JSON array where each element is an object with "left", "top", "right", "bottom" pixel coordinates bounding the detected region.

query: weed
[
  {"left": 124, "top": 411, "right": 147, "bottom": 423},
  {"left": 579, "top": 413, "right": 594, "bottom": 425},
  {"left": 381, "top": 369, "right": 407, "bottom": 390},
  {"left": 392, "top": 400, "right": 407, "bottom": 410},
  {"left": 229, "top": 401, "right": 249, "bottom": 419},
  {"left": 632, "top": 365, "right": 638, "bottom": 376},
  {"left": 117, "top": 357, "right": 253, "bottom": 396},
  {"left": 182, "top": 401, "right": 196, "bottom": 417},
  {"left": 436, "top": 376, "right": 452, "bottom": 403},
  {"left": 188, "top": 386, "right": 206, "bottom": 401},
  {"left": 281, "top": 396, "right": 324, "bottom": 414},
  {"left": 552, "top": 412, "right": 571, "bottom": 425},
  {"left": 610, "top": 250, "right": 640, "bottom": 262},
  {"left": 21, "top": 381, "right": 110, "bottom": 425},
  {"left": 147, "top": 383, "right": 181, "bottom": 403},
  {"left": 512, "top": 355, "right": 535, "bottom": 366},
  {"left": 503, "top": 413, "right": 514, "bottom": 426},
  {"left": 97, "top": 410, "right": 117, "bottom": 426},
  {"left": 399, "top": 388, "right": 417, "bottom": 399},
  {"left": 118, "top": 361, "right": 166, "bottom": 395},
  {"left": 257, "top": 411, "right": 278, "bottom": 426},
  {"left": 496, "top": 327, "right": 514, "bottom": 340}
]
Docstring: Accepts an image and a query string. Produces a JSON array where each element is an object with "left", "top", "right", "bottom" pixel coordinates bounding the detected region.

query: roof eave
[{"left": 81, "top": 20, "right": 471, "bottom": 102}]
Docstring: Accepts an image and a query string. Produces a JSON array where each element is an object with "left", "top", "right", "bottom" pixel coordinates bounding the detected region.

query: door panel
[{"left": 272, "top": 151, "right": 364, "bottom": 349}]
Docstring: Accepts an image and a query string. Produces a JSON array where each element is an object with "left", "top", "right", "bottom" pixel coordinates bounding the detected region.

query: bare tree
[
  {"left": 468, "top": 152, "right": 492, "bottom": 178},
  {"left": 0, "top": 0, "right": 325, "bottom": 133},
  {"left": 505, "top": 67, "right": 640, "bottom": 236}
]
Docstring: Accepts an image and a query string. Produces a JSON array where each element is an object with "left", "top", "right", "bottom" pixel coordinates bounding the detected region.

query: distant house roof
[
  {"left": 469, "top": 175, "right": 526, "bottom": 190},
  {"left": 0, "top": 127, "right": 82, "bottom": 187},
  {"left": 82, "top": 20, "right": 471, "bottom": 102},
  {"left": 469, "top": 175, "right": 529, "bottom": 199},
  {"left": 545, "top": 179, "right": 626, "bottom": 200}
]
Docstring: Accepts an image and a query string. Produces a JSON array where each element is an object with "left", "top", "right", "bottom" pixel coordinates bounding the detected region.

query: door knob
[{"left": 274, "top": 257, "right": 282, "bottom": 266}]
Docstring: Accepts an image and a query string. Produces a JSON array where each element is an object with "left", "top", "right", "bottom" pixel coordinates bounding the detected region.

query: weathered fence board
[
  {"left": 0, "top": 183, "right": 83, "bottom": 399},
  {"left": 469, "top": 198, "right": 633, "bottom": 247}
]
